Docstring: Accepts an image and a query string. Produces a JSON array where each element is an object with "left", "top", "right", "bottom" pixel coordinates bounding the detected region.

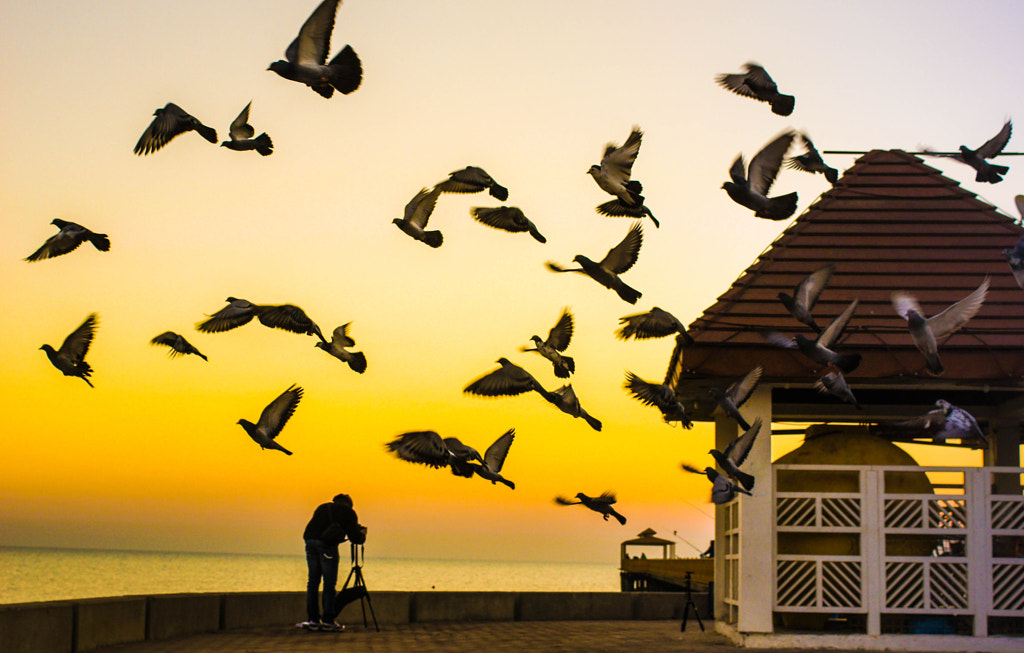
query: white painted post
[
  {"left": 714, "top": 413, "right": 738, "bottom": 624},
  {"left": 862, "top": 467, "right": 883, "bottom": 636},
  {"left": 967, "top": 468, "right": 991, "bottom": 637}
]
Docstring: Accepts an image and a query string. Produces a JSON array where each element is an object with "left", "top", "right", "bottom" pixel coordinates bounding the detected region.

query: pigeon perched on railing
[
  {"left": 715, "top": 63, "right": 794, "bottom": 116},
  {"left": 25, "top": 219, "right": 110, "bottom": 262},
  {"left": 41, "top": 313, "right": 98, "bottom": 387},
  {"left": 722, "top": 131, "right": 798, "bottom": 221},
  {"left": 133, "top": 103, "right": 217, "bottom": 155},
  {"left": 237, "top": 384, "right": 303, "bottom": 455},
  {"left": 268, "top": 0, "right": 361, "bottom": 98}
]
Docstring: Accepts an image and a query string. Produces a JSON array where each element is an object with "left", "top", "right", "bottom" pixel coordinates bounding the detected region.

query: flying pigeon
[
  {"left": 708, "top": 365, "right": 763, "bottom": 431},
  {"left": 623, "top": 371, "right": 693, "bottom": 428},
  {"left": 256, "top": 304, "right": 326, "bottom": 343},
  {"left": 891, "top": 277, "right": 988, "bottom": 375},
  {"left": 521, "top": 308, "right": 575, "bottom": 378},
  {"left": 723, "top": 130, "right": 798, "bottom": 221},
  {"left": 220, "top": 102, "right": 273, "bottom": 156},
  {"left": 463, "top": 358, "right": 557, "bottom": 403},
  {"left": 785, "top": 133, "right": 838, "bottom": 184},
  {"left": 814, "top": 370, "right": 860, "bottom": 409},
  {"left": 594, "top": 197, "right": 660, "bottom": 228},
  {"left": 436, "top": 166, "right": 508, "bottom": 201},
  {"left": 555, "top": 492, "right": 627, "bottom": 525},
  {"left": 764, "top": 298, "right": 861, "bottom": 373},
  {"left": 393, "top": 187, "right": 443, "bottom": 248},
  {"left": 384, "top": 430, "right": 453, "bottom": 468},
  {"left": 716, "top": 63, "right": 794, "bottom": 116},
  {"left": 892, "top": 399, "right": 987, "bottom": 446},
  {"left": 470, "top": 206, "right": 546, "bottom": 243},
  {"left": 385, "top": 429, "right": 516, "bottom": 488},
  {"left": 196, "top": 297, "right": 260, "bottom": 333},
  {"left": 268, "top": 0, "right": 362, "bottom": 98},
  {"left": 41, "top": 313, "right": 98, "bottom": 387},
  {"left": 133, "top": 103, "right": 217, "bottom": 155},
  {"left": 1002, "top": 233, "right": 1024, "bottom": 288},
  {"left": 237, "top": 384, "right": 303, "bottom": 455},
  {"left": 150, "top": 331, "right": 207, "bottom": 361},
  {"left": 586, "top": 126, "right": 658, "bottom": 226},
  {"left": 546, "top": 224, "right": 644, "bottom": 304},
  {"left": 543, "top": 384, "right": 603, "bottom": 431},
  {"left": 315, "top": 323, "right": 366, "bottom": 373},
  {"left": 926, "top": 120, "right": 1013, "bottom": 183},
  {"left": 455, "top": 429, "right": 517, "bottom": 489},
  {"left": 25, "top": 219, "right": 110, "bottom": 262},
  {"left": 777, "top": 264, "right": 835, "bottom": 333},
  {"left": 708, "top": 417, "right": 763, "bottom": 492},
  {"left": 682, "top": 465, "right": 752, "bottom": 504},
  {"left": 616, "top": 307, "right": 694, "bottom": 344}
]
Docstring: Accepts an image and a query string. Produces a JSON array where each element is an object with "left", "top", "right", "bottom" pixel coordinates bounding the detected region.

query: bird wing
[
  {"left": 464, "top": 365, "right": 532, "bottom": 396},
  {"left": 470, "top": 206, "right": 528, "bottom": 233},
  {"left": 59, "top": 313, "right": 98, "bottom": 361},
  {"left": 600, "top": 127, "right": 643, "bottom": 183},
  {"left": 26, "top": 232, "right": 79, "bottom": 261},
  {"left": 727, "top": 154, "right": 747, "bottom": 184},
  {"left": 681, "top": 463, "right": 706, "bottom": 476},
  {"left": 1016, "top": 195, "right": 1024, "bottom": 220},
  {"left": 331, "top": 323, "right": 355, "bottom": 347},
  {"left": 257, "top": 384, "right": 303, "bottom": 438},
  {"left": 197, "top": 299, "right": 257, "bottom": 333},
  {"left": 287, "top": 0, "right": 339, "bottom": 65},
  {"left": 891, "top": 291, "right": 923, "bottom": 321},
  {"left": 763, "top": 331, "right": 798, "bottom": 349},
  {"left": 723, "top": 417, "right": 763, "bottom": 468},
  {"left": 483, "top": 428, "right": 515, "bottom": 473},
  {"left": 726, "top": 365, "right": 763, "bottom": 407},
  {"left": 616, "top": 307, "right": 680, "bottom": 340},
  {"left": 257, "top": 304, "right": 323, "bottom": 340},
  {"left": 623, "top": 371, "right": 668, "bottom": 407},
  {"left": 134, "top": 103, "right": 193, "bottom": 155},
  {"left": 817, "top": 298, "right": 859, "bottom": 349},
  {"left": 385, "top": 431, "right": 449, "bottom": 467},
  {"left": 926, "top": 277, "right": 989, "bottom": 339},
  {"left": 150, "top": 331, "right": 180, "bottom": 351},
  {"left": 595, "top": 491, "right": 617, "bottom": 505},
  {"left": 715, "top": 63, "right": 770, "bottom": 99},
  {"left": 546, "top": 309, "right": 574, "bottom": 351},
  {"left": 229, "top": 102, "right": 255, "bottom": 141},
  {"left": 795, "top": 264, "right": 835, "bottom": 310},
  {"left": 747, "top": 131, "right": 795, "bottom": 196},
  {"left": 599, "top": 223, "right": 643, "bottom": 274},
  {"left": 404, "top": 187, "right": 441, "bottom": 228},
  {"left": 975, "top": 120, "right": 1013, "bottom": 159}
]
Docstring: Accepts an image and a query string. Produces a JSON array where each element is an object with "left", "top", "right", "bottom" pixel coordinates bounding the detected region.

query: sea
[{"left": 0, "top": 547, "right": 620, "bottom": 605}]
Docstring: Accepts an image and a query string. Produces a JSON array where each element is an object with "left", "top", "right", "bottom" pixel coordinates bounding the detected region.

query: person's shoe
[
  {"left": 321, "top": 621, "right": 346, "bottom": 632},
  {"left": 296, "top": 621, "right": 321, "bottom": 631}
]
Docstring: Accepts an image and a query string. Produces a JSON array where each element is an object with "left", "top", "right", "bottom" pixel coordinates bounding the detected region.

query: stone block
[
  {"left": 146, "top": 594, "right": 221, "bottom": 640},
  {"left": 0, "top": 601, "right": 74, "bottom": 653},
  {"left": 410, "top": 591, "right": 516, "bottom": 623},
  {"left": 221, "top": 592, "right": 305, "bottom": 630},
  {"left": 75, "top": 596, "right": 147, "bottom": 651}
]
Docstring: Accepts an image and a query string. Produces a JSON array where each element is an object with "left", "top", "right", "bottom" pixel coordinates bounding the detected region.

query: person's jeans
[{"left": 305, "top": 539, "right": 339, "bottom": 622}]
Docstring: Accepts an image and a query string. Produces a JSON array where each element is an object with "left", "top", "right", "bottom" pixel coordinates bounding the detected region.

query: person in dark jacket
[{"left": 298, "top": 493, "right": 366, "bottom": 631}]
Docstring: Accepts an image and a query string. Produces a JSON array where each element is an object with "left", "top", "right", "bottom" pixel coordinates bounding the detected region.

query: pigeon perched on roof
[
  {"left": 470, "top": 206, "right": 546, "bottom": 242},
  {"left": 220, "top": 102, "right": 273, "bottom": 156},
  {"left": 41, "top": 313, "right": 98, "bottom": 387},
  {"left": 237, "top": 384, "right": 303, "bottom": 455},
  {"left": 722, "top": 131, "right": 798, "bottom": 221},
  {"left": 891, "top": 277, "right": 989, "bottom": 376},
  {"left": 436, "top": 166, "right": 508, "bottom": 201},
  {"left": 764, "top": 298, "right": 861, "bottom": 373},
  {"left": 315, "top": 323, "right": 366, "bottom": 373},
  {"left": 133, "top": 103, "right": 217, "bottom": 155},
  {"left": 708, "top": 417, "right": 763, "bottom": 492},
  {"left": 268, "top": 0, "right": 362, "bottom": 98},
  {"left": 715, "top": 63, "right": 794, "bottom": 116},
  {"left": 814, "top": 371, "right": 861, "bottom": 409},
  {"left": 25, "top": 219, "right": 111, "bottom": 262},
  {"left": 393, "top": 187, "right": 443, "bottom": 248},
  {"left": 616, "top": 307, "right": 693, "bottom": 344},
  {"left": 587, "top": 127, "right": 657, "bottom": 226},
  {"left": 150, "top": 331, "right": 207, "bottom": 361},
  {"left": 543, "top": 384, "right": 602, "bottom": 432},
  {"left": 623, "top": 371, "right": 693, "bottom": 428},
  {"left": 708, "top": 365, "right": 763, "bottom": 431},
  {"left": 891, "top": 399, "right": 987, "bottom": 447},
  {"left": 682, "top": 465, "right": 752, "bottom": 504},
  {"left": 463, "top": 358, "right": 557, "bottom": 403},
  {"left": 777, "top": 264, "right": 835, "bottom": 333},
  {"left": 925, "top": 120, "right": 1013, "bottom": 183},
  {"left": 785, "top": 133, "right": 838, "bottom": 184},
  {"left": 1002, "top": 233, "right": 1024, "bottom": 288},
  {"left": 555, "top": 492, "right": 626, "bottom": 525},
  {"left": 546, "top": 224, "right": 643, "bottom": 304},
  {"left": 521, "top": 308, "right": 574, "bottom": 378}
]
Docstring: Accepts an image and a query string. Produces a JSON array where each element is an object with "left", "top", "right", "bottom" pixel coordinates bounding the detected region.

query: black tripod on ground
[
  {"left": 339, "top": 543, "right": 379, "bottom": 631},
  {"left": 680, "top": 571, "right": 704, "bottom": 632}
]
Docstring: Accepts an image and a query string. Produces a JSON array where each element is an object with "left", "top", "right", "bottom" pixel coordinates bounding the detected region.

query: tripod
[
  {"left": 680, "top": 571, "right": 704, "bottom": 632},
  {"left": 339, "top": 543, "right": 379, "bottom": 631}
]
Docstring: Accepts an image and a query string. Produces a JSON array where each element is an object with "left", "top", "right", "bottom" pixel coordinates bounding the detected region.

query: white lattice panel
[
  {"left": 993, "top": 563, "right": 1024, "bottom": 611},
  {"left": 821, "top": 560, "right": 862, "bottom": 608},
  {"left": 777, "top": 497, "right": 815, "bottom": 527},
  {"left": 928, "top": 499, "right": 967, "bottom": 529},
  {"left": 886, "top": 561, "right": 924, "bottom": 609},
  {"left": 822, "top": 498, "right": 861, "bottom": 527},
  {"left": 776, "top": 560, "right": 816, "bottom": 607},
  {"left": 991, "top": 499, "right": 1024, "bottom": 530},
  {"left": 884, "top": 498, "right": 922, "bottom": 528}
]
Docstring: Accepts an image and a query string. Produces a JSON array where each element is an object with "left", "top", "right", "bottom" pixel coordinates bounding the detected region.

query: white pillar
[{"left": 714, "top": 414, "right": 738, "bottom": 624}]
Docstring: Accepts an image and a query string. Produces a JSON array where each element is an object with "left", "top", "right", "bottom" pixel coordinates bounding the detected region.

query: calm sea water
[{"left": 0, "top": 547, "right": 619, "bottom": 605}]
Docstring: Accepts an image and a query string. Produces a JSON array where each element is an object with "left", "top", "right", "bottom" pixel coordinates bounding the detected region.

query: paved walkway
[{"left": 89, "top": 621, "right": 870, "bottom": 653}]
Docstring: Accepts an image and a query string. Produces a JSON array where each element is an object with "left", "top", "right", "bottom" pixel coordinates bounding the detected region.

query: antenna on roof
[{"left": 823, "top": 150, "right": 1024, "bottom": 156}]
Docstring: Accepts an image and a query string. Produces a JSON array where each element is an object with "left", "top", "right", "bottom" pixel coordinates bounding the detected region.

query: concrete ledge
[
  {"left": 411, "top": 591, "right": 517, "bottom": 622},
  {"left": 518, "top": 592, "right": 636, "bottom": 621},
  {"left": 0, "top": 602, "right": 73, "bottom": 653},
  {"left": 221, "top": 592, "right": 304, "bottom": 630},
  {"left": 75, "top": 596, "right": 146, "bottom": 652},
  {"left": 146, "top": 594, "right": 221, "bottom": 640}
]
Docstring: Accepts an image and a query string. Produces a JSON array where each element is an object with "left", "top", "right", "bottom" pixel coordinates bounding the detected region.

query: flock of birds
[{"left": 24, "top": 0, "right": 1024, "bottom": 527}]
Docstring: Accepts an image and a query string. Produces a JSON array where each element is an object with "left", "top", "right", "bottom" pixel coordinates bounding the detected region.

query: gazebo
[{"left": 668, "top": 150, "right": 1024, "bottom": 649}]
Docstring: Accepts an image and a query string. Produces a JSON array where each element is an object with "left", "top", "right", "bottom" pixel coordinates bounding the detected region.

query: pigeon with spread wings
[
  {"left": 764, "top": 298, "right": 861, "bottom": 373},
  {"left": 708, "top": 417, "right": 763, "bottom": 492},
  {"left": 786, "top": 133, "right": 838, "bottom": 184},
  {"left": 682, "top": 465, "right": 752, "bottom": 504},
  {"left": 268, "top": 0, "right": 361, "bottom": 98},
  {"left": 716, "top": 62, "right": 794, "bottom": 116},
  {"left": 464, "top": 358, "right": 557, "bottom": 403},
  {"left": 555, "top": 492, "right": 627, "bottom": 525},
  {"left": 623, "top": 370, "right": 693, "bottom": 428},
  {"left": 237, "top": 384, "right": 303, "bottom": 455},
  {"left": 777, "top": 264, "right": 835, "bottom": 334},
  {"left": 394, "top": 187, "right": 443, "bottom": 248},
  {"left": 616, "top": 307, "right": 694, "bottom": 344},
  {"left": 470, "top": 206, "right": 546, "bottom": 242},
  {"left": 587, "top": 126, "right": 658, "bottom": 227},
  {"left": 544, "top": 384, "right": 602, "bottom": 432},
  {"left": 925, "top": 120, "right": 1012, "bottom": 183},
  {"left": 891, "top": 277, "right": 988, "bottom": 375},
  {"left": 521, "top": 308, "right": 575, "bottom": 378},
  {"left": 436, "top": 166, "right": 508, "bottom": 201},
  {"left": 41, "top": 313, "right": 98, "bottom": 387},
  {"left": 133, "top": 103, "right": 217, "bottom": 155},
  {"left": 25, "top": 219, "right": 110, "bottom": 262},
  {"left": 315, "top": 323, "right": 366, "bottom": 373},
  {"left": 722, "top": 131, "right": 798, "bottom": 221},
  {"left": 708, "top": 365, "right": 763, "bottom": 431},
  {"left": 220, "top": 101, "right": 273, "bottom": 156},
  {"left": 547, "top": 224, "right": 643, "bottom": 304},
  {"left": 151, "top": 331, "right": 207, "bottom": 361}
]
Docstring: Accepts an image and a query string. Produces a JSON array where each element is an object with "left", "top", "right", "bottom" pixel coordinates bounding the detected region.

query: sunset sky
[{"left": 2, "top": 1, "right": 1023, "bottom": 565}]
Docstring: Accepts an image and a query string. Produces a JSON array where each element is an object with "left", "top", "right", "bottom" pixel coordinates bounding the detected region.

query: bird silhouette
[
  {"left": 546, "top": 224, "right": 643, "bottom": 304},
  {"left": 455, "top": 429, "right": 517, "bottom": 489},
  {"left": 623, "top": 370, "right": 693, "bottom": 428},
  {"left": 196, "top": 297, "right": 260, "bottom": 333},
  {"left": 764, "top": 298, "right": 861, "bottom": 373},
  {"left": 268, "top": 0, "right": 361, "bottom": 98},
  {"left": 616, "top": 307, "right": 693, "bottom": 344},
  {"left": 463, "top": 358, "right": 557, "bottom": 403},
  {"left": 891, "top": 277, "right": 989, "bottom": 375},
  {"left": 1002, "top": 233, "right": 1024, "bottom": 289},
  {"left": 237, "top": 384, "right": 303, "bottom": 455},
  {"left": 41, "top": 313, "right": 98, "bottom": 387},
  {"left": 436, "top": 166, "right": 508, "bottom": 201},
  {"left": 708, "top": 365, "right": 763, "bottom": 431},
  {"left": 716, "top": 62, "right": 794, "bottom": 116},
  {"left": 682, "top": 465, "right": 752, "bottom": 504},
  {"left": 723, "top": 130, "right": 798, "bottom": 221},
  {"left": 708, "top": 417, "right": 763, "bottom": 492},
  {"left": 785, "top": 133, "right": 838, "bottom": 184},
  {"left": 925, "top": 120, "right": 1013, "bottom": 183},
  {"left": 521, "top": 308, "right": 575, "bottom": 378},
  {"left": 594, "top": 197, "right": 659, "bottom": 228},
  {"left": 394, "top": 187, "right": 443, "bottom": 248},
  {"left": 133, "top": 103, "right": 217, "bottom": 155},
  {"left": 890, "top": 400, "right": 987, "bottom": 446},
  {"left": 777, "top": 264, "right": 835, "bottom": 333},
  {"left": 315, "top": 323, "right": 366, "bottom": 373},
  {"left": 385, "top": 429, "right": 516, "bottom": 488},
  {"left": 543, "top": 384, "right": 603, "bottom": 431},
  {"left": 151, "top": 331, "right": 207, "bottom": 361},
  {"left": 814, "top": 371, "right": 861, "bottom": 409},
  {"left": 25, "top": 219, "right": 110, "bottom": 262},
  {"left": 587, "top": 126, "right": 657, "bottom": 226},
  {"left": 196, "top": 298, "right": 326, "bottom": 342},
  {"left": 470, "top": 206, "right": 546, "bottom": 242},
  {"left": 555, "top": 492, "right": 626, "bottom": 525},
  {"left": 220, "top": 101, "right": 273, "bottom": 156}
]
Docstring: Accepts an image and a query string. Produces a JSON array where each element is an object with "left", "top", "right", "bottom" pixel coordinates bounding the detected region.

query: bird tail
[
  {"left": 554, "top": 356, "right": 574, "bottom": 378},
  {"left": 489, "top": 183, "right": 509, "bottom": 202},
  {"left": 422, "top": 230, "right": 443, "bottom": 248},
  {"left": 834, "top": 352, "right": 862, "bottom": 374},
  {"left": 771, "top": 94, "right": 795, "bottom": 117},
  {"left": 348, "top": 351, "right": 367, "bottom": 374},
  {"left": 328, "top": 45, "right": 363, "bottom": 95},
  {"left": 825, "top": 167, "right": 839, "bottom": 185},
  {"left": 757, "top": 192, "right": 799, "bottom": 221},
  {"left": 197, "top": 352, "right": 209, "bottom": 361},
  {"left": 500, "top": 477, "right": 515, "bottom": 490},
  {"left": 529, "top": 226, "right": 547, "bottom": 243},
  {"left": 611, "top": 510, "right": 627, "bottom": 525},
  {"left": 925, "top": 354, "right": 944, "bottom": 376},
  {"left": 89, "top": 233, "right": 112, "bottom": 252},
  {"left": 615, "top": 283, "right": 642, "bottom": 305},
  {"left": 583, "top": 412, "right": 602, "bottom": 432},
  {"left": 254, "top": 133, "right": 274, "bottom": 156},
  {"left": 195, "top": 124, "right": 218, "bottom": 144},
  {"left": 734, "top": 470, "right": 755, "bottom": 492},
  {"left": 554, "top": 496, "right": 579, "bottom": 506}
]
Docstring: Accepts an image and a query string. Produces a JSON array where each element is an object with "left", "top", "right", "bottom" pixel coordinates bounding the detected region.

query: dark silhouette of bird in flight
[
  {"left": 708, "top": 365, "right": 763, "bottom": 431},
  {"left": 722, "top": 130, "right": 798, "bottom": 221},
  {"left": 394, "top": 187, "right": 443, "bottom": 248},
  {"left": 196, "top": 297, "right": 260, "bottom": 333},
  {"left": 25, "top": 219, "right": 110, "bottom": 262},
  {"left": 436, "top": 166, "right": 508, "bottom": 201},
  {"left": 455, "top": 429, "right": 517, "bottom": 489},
  {"left": 315, "top": 323, "right": 366, "bottom": 373},
  {"left": 764, "top": 299, "right": 861, "bottom": 373},
  {"left": 133, "top": 103, "right": 217, "bottom": 155},
  {"left": 546, "top": 224, "right": 643, "bottom": 304},
  {"left": 594, "top": 197, "right": 659, "bottom": 228},
  {"left": 616, "top": 307, "right": 693, "bottom": 344},
  {"left": 555, "top": 492, "right": 626, "bottom": 525},
  {"left": 151, "top": 331, "right": 207, "bottom": 361},
  {"left": 708, "top": 417, "right": 763, "bottom": 492},
  {"left": 544, "top": 384, "right": 602, "bottom": 431},
  {"left": 814, "top": 371, "right": 860, "bottom": 409},
  {"left": 463, "top": 358, "right": 557, "bottom": 403},
  {"left": 220, "top": 102, "right": 273, "bottom": 156},
  {"left": 891, "top": 277, "right": 988, "bottom": 376},
  {"left": 925, "top": 120, "right": 1013, "bottom": 183},
  {"left": 682, "top": 465, "right": 752, "bottom": 504},
  {"left": 196, "top": 298, "right": 326, "bottom": 342},
  {"left": 385, "top": 429, "right": 516, "bottom": 488},
  {"left": 587, "top": 126, "right": 658, "bottom": 227},
  {"left": 623, "top": 370, "right": 693, "bottom": 428},
  {"left": 889, "top": 399, "right": 987, "bottom": 447},
  {"left": 521, "top": 308, "right": 575, "bottom": 378},
  {"left": 470, "top": 206, "right": 546, "bottom": 242},
  {"left": 777, "top": 264, "right": 835, "bottom": 333},
  {"left": 786, "top": 133, "right": 838, "bottom": 184},
  {"left": 716, "top": 62, "right": 794, "bottom": 116},
  {"left": 268, "top": 0, "right": 362, "bottom": 98},
  {"left": 41, "top": 313, "right": 98, "bottom": 387},
  {"left": 237, "top": 384, "right": 303, "bottom": 455}
]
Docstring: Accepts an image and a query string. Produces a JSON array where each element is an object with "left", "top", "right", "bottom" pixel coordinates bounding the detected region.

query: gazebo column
[
  {"left": 986, "top": 409, "right": 1022, "bottom": 494},
  {"left": 713, "top": 414, "right": 737, "bottom": 625}
]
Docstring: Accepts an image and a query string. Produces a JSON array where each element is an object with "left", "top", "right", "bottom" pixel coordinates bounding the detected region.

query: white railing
[{"left": 772, "top": 465, "right": 1024, "bottom": 637}]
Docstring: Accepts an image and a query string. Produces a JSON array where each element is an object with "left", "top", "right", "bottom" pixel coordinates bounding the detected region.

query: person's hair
[{"left": 333, "top": 493, "right": 353, "bottom": 507}]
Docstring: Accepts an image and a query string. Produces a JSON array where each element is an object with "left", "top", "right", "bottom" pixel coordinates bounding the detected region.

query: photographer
[{"left": 298, "top": 493, "right": 367, "bottom": 631}]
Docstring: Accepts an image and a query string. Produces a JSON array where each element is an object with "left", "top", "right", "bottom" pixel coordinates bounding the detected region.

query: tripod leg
[{"left": 354, "top": 567, "right": 379, "bottom": 632}]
